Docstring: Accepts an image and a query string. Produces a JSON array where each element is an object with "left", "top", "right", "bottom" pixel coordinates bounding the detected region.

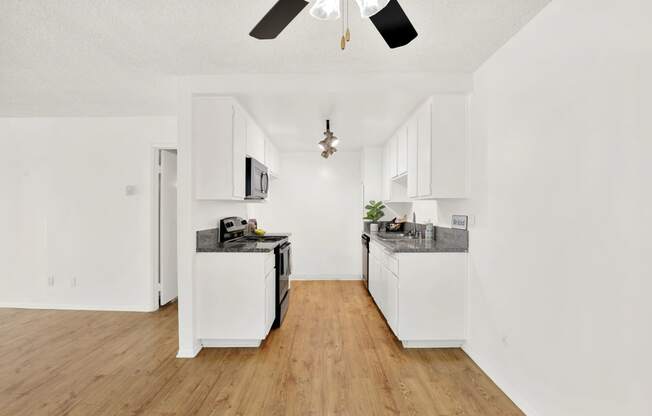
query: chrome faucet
[{"left": 407, "top": 212, "right": 418, "bottom": 238}]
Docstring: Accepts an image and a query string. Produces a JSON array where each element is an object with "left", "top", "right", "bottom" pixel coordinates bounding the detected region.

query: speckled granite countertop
[
  {"left": 364, "top": 228, "right": 468, "bottom": 253},
  {"left": 196, "top": 228, "right": 291, "bottom": 253}
]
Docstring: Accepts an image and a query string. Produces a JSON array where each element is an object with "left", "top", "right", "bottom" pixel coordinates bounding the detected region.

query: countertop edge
[
  {"left": 196, "top": 230, "right": 292, "bottom": 253},
  {"left": 364, "top": 231, "right": 469, "bottom": 254}
]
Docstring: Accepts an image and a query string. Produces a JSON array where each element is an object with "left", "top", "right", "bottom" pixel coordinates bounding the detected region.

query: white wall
[
  {"left": 0, "top": 117, "right": 177, "bottom": 311},
  {"left": 438, "top": 1, "right": 652, "bottom": 414},
  {"left": 251, "top": 152, "right": 362, "bottom": 279}
]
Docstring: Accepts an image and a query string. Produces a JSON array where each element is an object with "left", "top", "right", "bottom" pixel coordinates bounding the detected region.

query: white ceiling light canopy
[
  {"left": 310, "top": 0, "right": 341, "bottom": 20},
  {"left": 354, "top": 0, "right": 391, "bottom": 18}
]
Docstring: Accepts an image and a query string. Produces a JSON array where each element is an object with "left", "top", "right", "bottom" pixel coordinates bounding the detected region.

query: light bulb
[
  {"left": 331, "top": 138, "right": 339, "bottom": 147},
  {"left": 310, "top": 0, "right": 341, "bottom": 20},
  {"left": 354, "top": 0, "right": 390, "bottom": 18}
]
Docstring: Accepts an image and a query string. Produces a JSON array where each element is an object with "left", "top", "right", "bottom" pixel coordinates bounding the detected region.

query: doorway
[{"left": 156, "top": 148, "right": 178, "bottom": 307}]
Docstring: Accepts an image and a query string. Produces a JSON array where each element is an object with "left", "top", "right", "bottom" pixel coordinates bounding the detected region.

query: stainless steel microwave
[{"left": 245, "top": 157, "right": 269, "bottom": 200}]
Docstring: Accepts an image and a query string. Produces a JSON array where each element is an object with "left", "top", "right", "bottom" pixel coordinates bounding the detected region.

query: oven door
[
  {"left": 274, "top": 242, "right": 291, "bottom": 328},
  {"left": 278, "top": 242, "right": 291, "bottom": 300}
]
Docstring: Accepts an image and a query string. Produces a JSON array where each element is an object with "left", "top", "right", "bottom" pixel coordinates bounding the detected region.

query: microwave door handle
[{"left": 263, "top": 172, "right": 269, "bottom": 194}]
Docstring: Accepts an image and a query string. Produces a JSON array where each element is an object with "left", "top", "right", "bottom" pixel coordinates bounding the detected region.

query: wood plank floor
[{"left": 0, "top": 281, "right": 523, "bottom": 415}]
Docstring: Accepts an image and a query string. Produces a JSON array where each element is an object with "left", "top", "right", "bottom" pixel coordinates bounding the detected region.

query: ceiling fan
[{"left": 249, "top": 0, "right": 418, "bottom": 49}]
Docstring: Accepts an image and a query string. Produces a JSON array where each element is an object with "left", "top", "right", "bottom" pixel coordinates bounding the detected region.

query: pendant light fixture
[{"left": 318, "top": 120, "right": 339, "bottom": 159}]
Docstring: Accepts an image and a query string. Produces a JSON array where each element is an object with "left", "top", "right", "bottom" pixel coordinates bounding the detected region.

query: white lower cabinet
[
  {"left": 196, "top": 251, "right": 276, "bottom": 347},
  {"left": 368, "top": 241, "right": 467, "bottom": 348}
]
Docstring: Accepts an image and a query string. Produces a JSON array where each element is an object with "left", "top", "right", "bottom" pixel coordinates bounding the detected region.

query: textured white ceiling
[{"left": 0, "top": 0, "right": 550, "bottom": 117}]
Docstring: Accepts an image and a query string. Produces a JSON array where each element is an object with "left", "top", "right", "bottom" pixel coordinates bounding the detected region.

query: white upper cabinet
[
  {"left": 388, "top": 136, "right": 398, "bottom": 178},
  {"left": 361, "top": 147, "right": 383, "bottom": 206},
  {"left": 407, "top": 117, "right": 418, "bottom": 198},
  {"left": 417, "top": 102, "right": 432, "bottom": 197},
  {"left": 246, "top": 118, "right": 266, "bottom": 163},
  {"left": 428, "top": 95, "right": 467, "bottom": 198},
  {"left": 383, "top": 94, "right": 468, "bottom": 201},
  {"left": 397, "top": 126, "right": 408, "bottom": 176},
  {"left": 192, "top": 96, "right": 281, "bottom": 200},
  {"left": 232, "top": 105, "right": 247, "bottom": 199},
  {"left": 193, "top": 96, "right": 246, "bottom": 200},
  {"left": 381, "top": 143, "right": 391, "bottom": 202},
  {"left": 265, "top": 138, "right": 281, "bottom": 178}
]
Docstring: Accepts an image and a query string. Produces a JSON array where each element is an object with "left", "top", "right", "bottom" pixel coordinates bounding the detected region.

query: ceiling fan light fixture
[
  {"left": 354, "top": 0, "right": 390, "bottom": 18},
  {"left": 309, "top": 0, "right": 341, "bottom": 20}
]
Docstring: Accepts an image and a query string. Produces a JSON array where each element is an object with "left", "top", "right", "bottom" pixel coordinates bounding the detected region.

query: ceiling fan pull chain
[
  {"left": 346, "top": 0, "right": 351, "bottom": 42},
  {"left": 340, "top": 0, "right": 346, "bottom": 50}
]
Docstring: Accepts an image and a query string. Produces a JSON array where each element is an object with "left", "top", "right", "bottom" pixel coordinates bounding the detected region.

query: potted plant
[{"left": 364, "top": 200, "right": 385, "bottom": 232}]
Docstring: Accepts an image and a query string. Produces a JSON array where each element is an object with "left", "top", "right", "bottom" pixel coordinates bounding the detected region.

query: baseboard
[
  {"left": 402, "top": 339, "right": 465, "bottom": 348},
  {"left": 177, "top": 343, "right": 203, "bottom": 358},
  {"left": 201, "top": 339, "right": 262, "bottom": 348},
  {"left": 0, "top": 302, "right": 156, "bottom": 312},
  {"left": 462, "top": 345, "right": 535, "bottom": 416},
  {"left": 291, "top": 274, "right": 362, "bottom": 281}
]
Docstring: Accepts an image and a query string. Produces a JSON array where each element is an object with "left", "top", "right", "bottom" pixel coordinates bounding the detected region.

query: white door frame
[{"left": 151, "top": 144, "right": 178, "bottom": 311}]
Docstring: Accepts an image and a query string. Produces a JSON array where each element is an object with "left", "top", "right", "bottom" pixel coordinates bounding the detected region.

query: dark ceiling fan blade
[
  {"left": 369, "top": 0, "right": 418, "bottom": 49},
  {"left": 249, "top": 0, "right": 309, "bottom": 40}
]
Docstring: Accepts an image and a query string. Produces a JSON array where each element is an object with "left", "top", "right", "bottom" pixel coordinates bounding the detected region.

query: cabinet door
[
  {"left": 233, "top": 106, "right": 246, "bottom": 198},
  {"left": 430, "top": 95, "right": 468, "bottom": 198},
  {"left": 193, "top": 97, "right": 236, "bottom": 200},
  {"left": 264, "top": 138, "right": 274, "bottom": 174},
  {"left": 378, "top": 264, "right": 389, "bottom": 317},
  {"left": 246, "top": 119, "right": 265, "bottom": 163},
  {"left": 273, "top": 146, "right": 281, "bottom": 177},
  {"left": 389, "top": 137, "right": 398, "bottom": 178},
  {"left": 381, "top": 145, "right": 391, "bottom": 202},
  {"left": 397, "top": 127, "right": 408, "bottom": 176},
  {"left": 417, "top": 103, "right": 432, "bottom": 197},
  {"left": 386, "top": 270, "right": 399, "bottom": 336},
  {"left": 265, "top": 268, "right": 275, "bottom": 334},
  {"left": 407, "top": 117, "right": 418, "bottom": 198},
  {"left": 369, "top": 254, "right": 379, "bottom": 304}
]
